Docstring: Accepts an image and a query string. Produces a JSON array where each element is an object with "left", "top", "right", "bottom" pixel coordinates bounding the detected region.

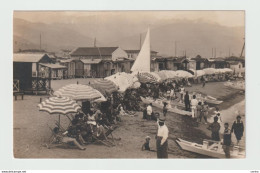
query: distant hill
[
  {"left": 13, "top": 18, "right": 244, "bottom": 57},
  {"left": 13, "top": 18, "right": 97, "bottom": 52},
  {"left": 107, "top": 21, "right": 244, "bottom": 57}
]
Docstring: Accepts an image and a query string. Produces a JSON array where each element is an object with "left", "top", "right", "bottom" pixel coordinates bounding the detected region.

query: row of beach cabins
[{"left": 13, "top": 46, "right": 245, "bottom": 94}]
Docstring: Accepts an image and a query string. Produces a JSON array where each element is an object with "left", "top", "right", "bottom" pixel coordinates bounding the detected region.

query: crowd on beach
[{"left": 48, "top": 71, "right": 244, "bottom": 159}]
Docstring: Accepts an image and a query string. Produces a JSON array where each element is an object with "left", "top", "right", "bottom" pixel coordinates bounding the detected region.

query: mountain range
[{"left": 13, "top": 18, "right": 244, "bottom": 57}]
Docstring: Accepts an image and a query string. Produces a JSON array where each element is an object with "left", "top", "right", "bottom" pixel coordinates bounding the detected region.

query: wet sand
[{"left": 13, "top": 80, "right": 245, "bottom": 158}]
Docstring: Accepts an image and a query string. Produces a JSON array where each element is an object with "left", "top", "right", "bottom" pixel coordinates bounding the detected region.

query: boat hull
[
  {"left": 176, "top": 138, "right": 245, "bottom": 158},
  {"left": 141, "top": 97, "right": 192, "bottom": 116}
]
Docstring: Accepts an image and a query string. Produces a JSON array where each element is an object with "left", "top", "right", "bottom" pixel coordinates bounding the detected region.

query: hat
[
  {"left": 158, "top": 115, "right": 166, "bottom": 122},
  {"left": 145, "top": 136, "right": 151, "bottom": 140}
]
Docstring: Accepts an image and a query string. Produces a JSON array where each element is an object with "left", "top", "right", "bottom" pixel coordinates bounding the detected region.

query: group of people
[{"left": 207, "top": 114, "right": 244, "bottom": 158}]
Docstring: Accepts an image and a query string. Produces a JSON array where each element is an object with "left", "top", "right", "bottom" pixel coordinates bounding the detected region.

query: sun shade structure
[
  {"left": 38, "top": 96, "right": 81, "bottom": 115},
  {"left": 54, "top": 84, "right": 101, "bottom": 101},
  {"left": 137, "top": 72, "right": 161, "bottom": 83},
  {"left": 90, "top": 78, "right": 119, "bottom": 96},
  {"left": 105, "top": 72, "right": 140, "bottom": 93}
]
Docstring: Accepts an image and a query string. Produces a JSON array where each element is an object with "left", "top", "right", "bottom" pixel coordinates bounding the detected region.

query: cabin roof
[
  {"left": 13, "top": 53, "right": 48, "bottom": 63},
  {"left": 125, "top": 50, "right": 158, "bottom": 54},
  {"left": 39, "top": 63, "right": 67, "bottom": 69},
  {"left": 70, "top": 47, "right": 119, "bottom": 56}
]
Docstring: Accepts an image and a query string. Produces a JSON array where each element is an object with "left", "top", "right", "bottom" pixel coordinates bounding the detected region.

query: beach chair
[{"left": 92, "top": 126, "right": 119, "bottom": 147}]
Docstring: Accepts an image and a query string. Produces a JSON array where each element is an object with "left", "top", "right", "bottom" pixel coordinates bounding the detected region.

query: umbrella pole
[{"left": 58, "top": 114, "right": 61, "bottom": 128}]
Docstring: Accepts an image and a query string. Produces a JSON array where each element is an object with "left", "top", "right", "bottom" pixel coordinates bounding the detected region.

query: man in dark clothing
[
  {"left": 207, "top": 116, "right": 221, "bottom": 141},
  {"left": 184, "top": 91, "right": 190, "bottom": 111},
  {"left": 222, "top": 123, "right": 232, "bottom": 158},
  {"left": 231, "top": 115, "right": 244, "bottom": 145}
]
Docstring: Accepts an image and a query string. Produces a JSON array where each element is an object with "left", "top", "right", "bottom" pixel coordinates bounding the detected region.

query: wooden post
[
  {"left": 36, "top": 63, "right": 39, "bottom": 95},
  {"left": 49, "top": 67, "right": 52, "bottom": 90}
]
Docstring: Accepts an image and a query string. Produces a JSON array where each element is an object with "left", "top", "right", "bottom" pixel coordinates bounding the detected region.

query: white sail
[{"left": 131, "top": 28, "right": 151, "bottom": 72}]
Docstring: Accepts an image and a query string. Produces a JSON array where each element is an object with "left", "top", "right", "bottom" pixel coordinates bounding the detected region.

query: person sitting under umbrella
[{"left": 51, "top": 127, "right": 86, "bottom": 150}]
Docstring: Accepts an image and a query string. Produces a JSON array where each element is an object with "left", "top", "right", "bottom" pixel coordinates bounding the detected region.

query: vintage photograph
[{"left": 13, "top": 11, "right": 245, "bottom": 158}]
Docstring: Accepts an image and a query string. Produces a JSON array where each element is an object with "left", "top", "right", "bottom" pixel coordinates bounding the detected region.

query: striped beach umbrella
[
  {"left": 91, "top": 78, "right": 118, "bottom": 96},
  {"left": 137, "top": 72, "right": 161, "bottom": 83},
  {"left": 38, "top": 96, "right": 81, "bottom": 128},
  {"left": 54, "top": 84, "right": 101, "bottom": 101},
  {"left": 38, "top": 96, "right": 81, "bottom": 115}
]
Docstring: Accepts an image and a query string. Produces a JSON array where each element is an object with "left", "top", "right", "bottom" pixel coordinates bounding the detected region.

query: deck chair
[{"left": 92, "top": 126, "right": 119, "bottom": 147}]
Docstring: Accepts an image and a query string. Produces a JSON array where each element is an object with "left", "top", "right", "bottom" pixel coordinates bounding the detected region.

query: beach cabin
[
  {"left": 70, "top": 47, "right": 132, "bottom": 77},
  {"left": 13, "top": 53, "right": 53, "bottom": 94},
  {"left": 59, "top": 59, "right": 76, "bottom": 78}
]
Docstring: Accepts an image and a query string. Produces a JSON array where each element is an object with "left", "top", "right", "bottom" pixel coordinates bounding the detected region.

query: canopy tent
[
  {"left": 54, "top": 84, "right": 102, "bottom": 101},
  {"left": 90, "top": 78, "right": 119, "bottom": 96},
  {"left": 131, "top": 28, "right": 151, "bottom": 72},
  {"left": 105, "top": 72, "right": 140, "bottom": 93}
]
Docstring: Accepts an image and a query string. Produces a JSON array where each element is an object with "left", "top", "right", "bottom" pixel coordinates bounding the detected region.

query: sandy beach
[{"left": 13, "top": 79, "right": 245, "bottom": 158}]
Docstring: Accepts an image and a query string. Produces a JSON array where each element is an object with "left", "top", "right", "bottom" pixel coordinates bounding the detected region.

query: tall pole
[
  {"left": 229, "top": 47, "right": 231, "bottom": 57},
  {"left": 240, "top": 38, "right": 245, "bottom": 57},
  {"left": 175, "top": 41, "right": 177, "bottom": 57},
  {"left": 212, "top": 48, "right": 213, "bottom": 58},
  {"left": 94, "top": 37, "right": 96, "bottom": 47},
  {"left": 139, "top": 34, "right": 142, "bottom": 50},
  {"left": 40, "top": 33, "right": 42, "bottom": 50}
]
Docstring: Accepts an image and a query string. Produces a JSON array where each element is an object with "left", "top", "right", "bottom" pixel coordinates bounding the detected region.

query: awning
[
  {"left": 39, "top": 63, "right": 67, "bottom": 69},
  {"left": 80, "top": 59, "right": 102, "bottom": 64}
]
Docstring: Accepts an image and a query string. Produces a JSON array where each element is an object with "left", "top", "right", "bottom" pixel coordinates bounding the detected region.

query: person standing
[
  {"left": 222, "top": 123, "right": 232, "bottom": 158},
  {"left": 179, "top": 85, "right": 185, "bottom": 103},
  {"left": 201, "top": 101, "right": 209, "bottom": 124},
  {"left": 197, "top": 102, "right": 202, "bottom": 123},
  {"left": 184, "top": 91, "right": 190, "bottom": 111},
  {"left": 163, "top": 102, "right": 168, "bottom": 117},
  {"left": 190, "top": 95, "right": 198, "bottom": 118},
  {"left": 147, "top": 103, "right": 153, "bottom": 120},
  {"left": 231, "top": 115, "right": 244, "bottom": 145},
  {"left": 156, "top": 116, "right": 169, "bottom": 158},
  {"left": 207, "top": 116, "right": 221, "bottom": 141},
  {"left": 201, "top": 76, "right": 206, "bottom": 87}
]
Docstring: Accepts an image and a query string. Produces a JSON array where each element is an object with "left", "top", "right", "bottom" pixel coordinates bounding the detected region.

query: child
[{"left": 142, "top": 136, "right": 151, "bottom": 151}]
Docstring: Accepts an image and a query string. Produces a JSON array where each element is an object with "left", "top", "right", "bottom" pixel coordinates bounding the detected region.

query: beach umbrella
[
  {"left": 105, "top": 72, "right": 139, "bottom": 93},
  {"left": 137, "top": 72, "right": 161, "bottom": 83},
  {"left": 197, "top": 70, "right": 206, "bottom": 77},
  {"left": 159, "top": 70, "right": 177, "bottom": 79},
  {"left": 155, "top": 71, "right": 168, "bottom": 81},
  {"left": 203, "top": 68, "right": 216, "bottom": 75},
  {"left": 38, "top": 96, "right": 81, "bottom": 115},
  {"left": 175, "top": 70, "right": 194, "bottom": 78},
  {"left": 54, "top": 84, "right": 101, "bottom": 101},
  {"left": 38, "top": 96, "right": 81, "bottom": 126},
  {"left": 90, "top": 78, "right": 119, "bottom": 96}
]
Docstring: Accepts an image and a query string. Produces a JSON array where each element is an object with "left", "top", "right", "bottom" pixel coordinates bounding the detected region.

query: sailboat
[{"left": 131, "top": 28, "right": 151, "bottom": 73}]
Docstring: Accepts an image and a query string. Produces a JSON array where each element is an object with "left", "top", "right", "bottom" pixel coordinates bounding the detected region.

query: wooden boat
[
  {"left": 176, "top": 138, "right": 245, "bottom": 158},
  {"left": 141, "top": 97, "right": 192, "bottom": 116},
  {"left": 191, "top": 93, "right": 223, "bottom": 105}
]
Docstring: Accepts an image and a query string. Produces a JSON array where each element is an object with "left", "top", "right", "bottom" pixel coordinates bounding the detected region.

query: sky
[{"left": 14, "top": 11, "right": 244, "bottom": 27}]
